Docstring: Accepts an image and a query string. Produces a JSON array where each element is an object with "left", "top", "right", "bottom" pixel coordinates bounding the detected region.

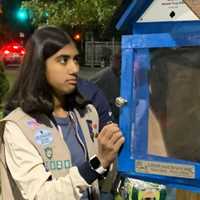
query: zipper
[
  {"left": 57, "top": 125, "right": 64, "bottom": 139},
  {"left": 69, "top": 112, "right": 94, "bottom": 200},
  {"left": 69, "top": 111, "right": 88, "bottom": 161}
]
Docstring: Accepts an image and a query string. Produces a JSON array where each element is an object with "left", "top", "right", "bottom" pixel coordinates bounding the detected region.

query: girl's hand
[{"left": 96, "top": 123, "right": 125, "bottom": 168}]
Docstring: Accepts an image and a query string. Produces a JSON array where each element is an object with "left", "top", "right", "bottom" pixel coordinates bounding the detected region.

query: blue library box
[{"left": 116, "top": 0, "right": 200, "bottom": 192}]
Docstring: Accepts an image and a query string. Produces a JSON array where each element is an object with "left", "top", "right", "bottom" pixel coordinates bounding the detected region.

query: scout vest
[{"left": 0, "top": 105, "right": 100, "bottom": 200}]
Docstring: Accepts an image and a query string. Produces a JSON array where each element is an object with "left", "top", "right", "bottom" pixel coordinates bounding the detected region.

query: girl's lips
[{"left": 65, "top": 79, "right": 77, "bottom": 84}]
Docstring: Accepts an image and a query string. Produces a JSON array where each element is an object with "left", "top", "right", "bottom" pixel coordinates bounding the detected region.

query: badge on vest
[
  {"left": 108, "top": 111, "right": 112, "bottom": 117},
  {"left": 27, "top": 119, "right": 40, "bottom": 129},
  {"left": 86, "top": 119, "right": 98, "bottom": 142},
  {"left": 45, "top": 160, "right": 71, "bottom": 170},
  {"left": 35, "top": 129, "right": 53, "bottom": 146},
  {"left": 45, "top": 147, "right": 53, "bottom": 159}
]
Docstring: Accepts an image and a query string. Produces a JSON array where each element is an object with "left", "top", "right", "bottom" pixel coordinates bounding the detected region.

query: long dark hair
[{"left": 4, "top": 26, "right": 88, "bottom": 117}]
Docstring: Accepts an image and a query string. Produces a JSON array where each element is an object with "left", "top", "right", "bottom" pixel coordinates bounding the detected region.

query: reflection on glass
[{"left": 148, "top": 47, "right": 200, "bottom": 162}]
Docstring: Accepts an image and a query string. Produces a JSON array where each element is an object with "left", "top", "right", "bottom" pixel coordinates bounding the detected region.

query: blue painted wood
[
  {"left": 134, "top": 21, "right": 200, "bottom": 34},
  {"left": 116, "top": 0, "right": 153, "bottom": 33},
  {"left": 117, "top": 0, "right": 200, "bottom": 192},
  {"left": 118, "top": 46, "right": 135, "bottom": 172},
  {"left": 119, "top": 33, "right": 200, "bottom": 191},
  {"left": 122, "top": 32, "right": 200, "bottom": 49},
  {"left": 116, "top": 1, "right": 200, "bottom": 34}
]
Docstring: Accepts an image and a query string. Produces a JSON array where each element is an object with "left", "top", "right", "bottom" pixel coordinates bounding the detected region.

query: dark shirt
[
  {"left": 78, "top": 78, "right": 112, "bottom": 129},
  {"left": 55, "top": 115, "right": 86, "bottom": 166},
  {"left": 55, "top": 114, "right": 100, "bottom": 185},
  {"left": 89, "top": 67, "right": 120, "bottom": 123}
]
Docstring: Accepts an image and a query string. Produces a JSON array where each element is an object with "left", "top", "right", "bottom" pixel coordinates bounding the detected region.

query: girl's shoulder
[{"left": 1, "top": 107, "right": 27, "bottom": 122}]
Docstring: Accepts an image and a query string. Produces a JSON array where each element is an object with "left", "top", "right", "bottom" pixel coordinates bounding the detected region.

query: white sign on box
[{"left": 137, "top": 0, "right": 199, "bottom": 22}]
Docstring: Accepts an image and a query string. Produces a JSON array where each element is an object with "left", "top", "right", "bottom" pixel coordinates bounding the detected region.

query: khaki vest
[{"left": 0, "top": 105, "right": 100, "bottom": 200}]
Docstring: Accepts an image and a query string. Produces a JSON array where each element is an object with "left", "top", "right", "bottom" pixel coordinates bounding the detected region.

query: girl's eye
[
  {"left": 74, "top": 55, "right": 80, "bottom": 63},
  {"left": 59, "top": 56, "right": 69, "bottom": 65}
]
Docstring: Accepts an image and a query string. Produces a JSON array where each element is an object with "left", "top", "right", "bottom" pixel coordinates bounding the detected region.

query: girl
[{"left": 0, "top": 26, "right": 124, "bottom": 200}]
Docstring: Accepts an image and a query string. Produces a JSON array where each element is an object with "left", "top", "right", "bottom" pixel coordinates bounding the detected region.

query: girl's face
[{"left": 46, "top": 43, "right": 80, "bottom": 96}]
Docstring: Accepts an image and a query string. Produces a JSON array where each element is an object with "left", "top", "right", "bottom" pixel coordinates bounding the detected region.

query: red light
[
  {"left": 4, "top": 50, "right": 10, "bottom": 55},
  {"left": 1, "top": 42, "right": 26, "bottom": 57},
  {"left": 13, "top": 45, "right": 19, "bottom": 49},
  {"left": 21, "top": 50, "right": 25, "bottom": 55}
]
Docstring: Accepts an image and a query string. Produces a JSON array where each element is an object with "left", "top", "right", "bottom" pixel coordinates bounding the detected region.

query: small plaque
[
  {"left": 184, "top": 0, "right": 200, "bottom": 18},
  {"left": 135, "top": 160, "right": 195, "bottom": 179}
]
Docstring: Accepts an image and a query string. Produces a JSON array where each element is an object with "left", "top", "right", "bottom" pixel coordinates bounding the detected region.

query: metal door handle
[{"left": 115, "top": 97, "right": 128, "bottom": 108}]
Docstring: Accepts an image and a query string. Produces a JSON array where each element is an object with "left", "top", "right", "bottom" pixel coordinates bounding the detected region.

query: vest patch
[
  {"left": 92, "top": 123, "right": 97, "bottom": 129},
  {"left": 86, "top": 119, "right": 98, "bottom": 142},
  {"left": 45, "top": 160, "right": 71, "bottom": 170},
  {"left": 27, "top": 119, "right": 40, "bottom": 129},
  {"left": 108, "top": 111, "right": 112, "bottom": 117},
  {"left": 35, "top": 129, "right": 53, "bottom": 146},
  {"left": 86, "top": 119, "right": 95, "bottom": 142},
  {"left": 45, "top": 147, "right": 53, "bottom": 159}
]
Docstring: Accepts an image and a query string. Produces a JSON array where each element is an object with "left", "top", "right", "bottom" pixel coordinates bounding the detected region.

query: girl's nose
[{"left": 69, "top": 59, "right": 79, "bottom": 74}]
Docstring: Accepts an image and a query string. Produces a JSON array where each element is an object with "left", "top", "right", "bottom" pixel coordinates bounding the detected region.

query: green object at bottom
[
  {"left": 115, "top": 193, "right": 123, "bottom": 200},
  {"left": 116, "top": 188, "right": 167, "bottom": 200},
  {"left": 132, "top": 188, "right": 167, "bottom": 200}
]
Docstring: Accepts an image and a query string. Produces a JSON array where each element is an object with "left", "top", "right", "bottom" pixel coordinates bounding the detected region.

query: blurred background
[{"left": 0, "top": 0, "right": 127, "bottom": 78}]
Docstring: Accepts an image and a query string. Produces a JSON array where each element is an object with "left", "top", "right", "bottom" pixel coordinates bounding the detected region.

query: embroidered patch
[
  {"left": 45, "top": 160, "right": 71, "bottom": 170},
  {"left": 35, "top": 129, "right": 53, "bottom": 146},
  {"left": 86, "top": 119, "right": 98, "bottom": 142},
  {"left": 92, "top": 123, "right": 97, "bottom": 129},
  {"left": 27, "top": 119, "right": 40, "bottom": 129},
  {"left": 87, "top": 105, "right": 92, "bottom": 112},
  {"left": 45, "top": 147, "right": 53, "bottom": 160}
]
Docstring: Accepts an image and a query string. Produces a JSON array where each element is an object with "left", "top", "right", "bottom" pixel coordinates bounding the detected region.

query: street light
[
  {"left": 16, "top": 8, "right": 29, "bottom": 22},
  {"left": 73, "top": 33, "right": 81, "bottom": 41}
]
